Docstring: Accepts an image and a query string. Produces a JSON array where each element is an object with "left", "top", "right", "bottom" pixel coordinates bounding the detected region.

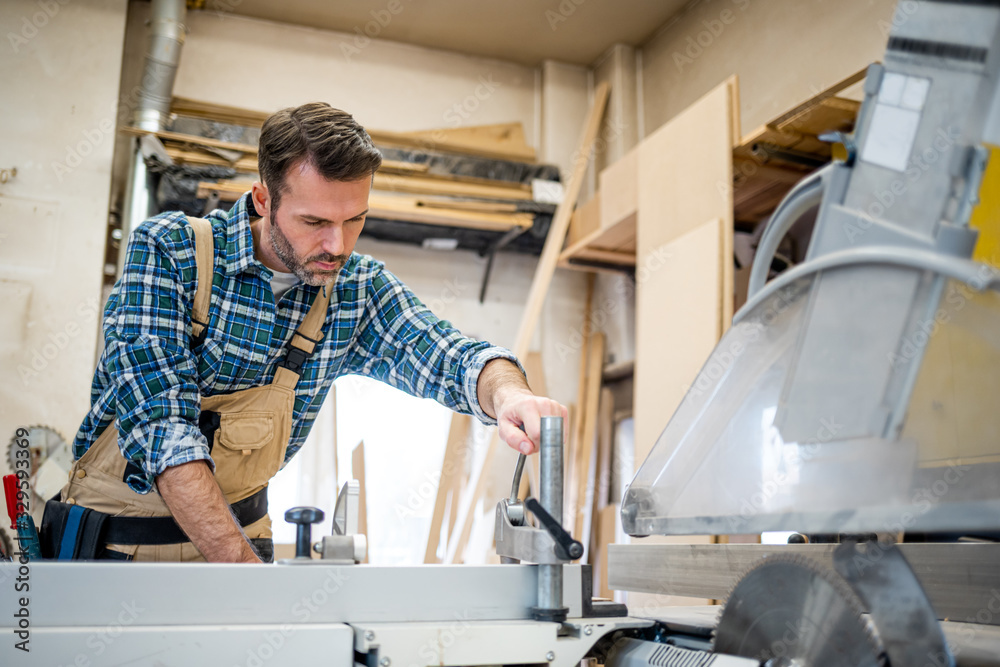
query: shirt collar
[{"left": 221, "top": 192, "right": 263, "bottom": 277}]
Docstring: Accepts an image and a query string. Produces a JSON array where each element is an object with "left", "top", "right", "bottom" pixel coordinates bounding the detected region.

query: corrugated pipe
[
  {"left": 121, "top": 0, "right": 187, "bottom": 252},
  {"left": 134, "top": 0, "right": 187, "bottom": 131}
]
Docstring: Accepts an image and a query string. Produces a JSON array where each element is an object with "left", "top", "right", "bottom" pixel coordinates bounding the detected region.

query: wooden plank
[
  {"left": 172, "top": 96, "right": 271, "bottom": 126},
  {"left": 415, "top": 198, "right": 519, "bottom": 214},
  {"left": 559, "top": 212, "right": 636, "bottom": 268},
  {"left": 562, "top": 248, "right": 635, "bottom": 267},
  {"left": 381, "top": 159, "right": 430, "bottom": 175},
  {"left": 373, "top": 172, "right": 532, "bottom": 201},
  {"left": 195, "top": 181, "right": 533, "bottom": 233},
  {"left": 424, "top": 414, "right": 472, "bottom": 564},
  {"left": 196, "top": 180, "right": 251, "bottom": 200},
  {"left": 729, "top": 74, "right": 742, "bottom": 149},
  {"left": 330, "top": 385, "right": 338, "bottom": 495},
  {"left": 367, "top": 194, "right": 533, "bottom": 232},
  {"left": 768, "top": 68, "right": 866, "bottom": 131},
  {"left": 172, "top": 96, "right": 537, "bottom": 161},
  {"left": 572, "top": 332, "right": 605, "bottom": 550},
  {"left": 719, "top": 90, "right": 736, "bottom": 331},
  {"left": 352, "top": 441, "right": 369, "bottom": 564},
  {"left": 589, "top": 388, "right": 615, "bottom": 595},
  {"left": 165, "top": 146, "right": 259, "bottom": 172},
  {"left": 166, "top": 143, "right": 529, "bottom": 197},
  {"left": 447, "top": 83, "right": 611, "bottom": 564},
  {"left": 120, "top": 126, "right": 258, "bottom": 154},
  {"left": 593, "top": 387, "right": 615, "bottom": 515},
  {"left": 514, "top": 82, "right": 609, "bottom": 357},
  {"left": 566, "top": 276, "right": 596, "bottom": 528},
  {"left": 370, "top": 122, "right": 536, "bottom": 163},
  {"left": 607, "top": 543, "right": 1000, "bottom": 624},
  {"left": 594, "top": 505, "right": 618, "bottom": 599}
]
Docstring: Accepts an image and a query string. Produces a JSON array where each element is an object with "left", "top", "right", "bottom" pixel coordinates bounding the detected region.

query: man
[{"left": 60, "top": 102, "right": 566, "bottom": 563}]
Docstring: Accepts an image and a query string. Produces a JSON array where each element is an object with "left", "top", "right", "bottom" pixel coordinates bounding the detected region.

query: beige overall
[{"left": 60, "top": 217, "right": 331, "bottom": 561}]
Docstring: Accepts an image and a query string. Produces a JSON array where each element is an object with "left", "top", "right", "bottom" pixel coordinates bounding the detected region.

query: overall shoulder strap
[
  {"left": 187, "top": 216, "right": 215, "bottom": 341},
  {"left": 275, "top": 281, "right": 335, "bottom": 381}
]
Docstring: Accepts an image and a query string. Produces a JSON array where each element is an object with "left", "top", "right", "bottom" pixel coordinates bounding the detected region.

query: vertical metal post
[
  {"left": 534, "top": 416, "right": 568, "bottom": 622},
  {"left": 539, "top": 417, "right": 563, "bottom": 525}
]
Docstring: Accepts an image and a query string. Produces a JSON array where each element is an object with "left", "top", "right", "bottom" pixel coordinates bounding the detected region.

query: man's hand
[
  {"left": 477, "top": 359, "right": 569, "bottom": 454},
  {"left": 156, "top": 460, "right": 262, "bottom": 563}
]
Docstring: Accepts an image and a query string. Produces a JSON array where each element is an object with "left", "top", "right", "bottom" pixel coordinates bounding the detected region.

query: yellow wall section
[
  {"left": 971, "top": 147, "right": 1000, "bottom": 267},
  {"left": 908, "top": 147, "right": 1000, "bottom": 467}
]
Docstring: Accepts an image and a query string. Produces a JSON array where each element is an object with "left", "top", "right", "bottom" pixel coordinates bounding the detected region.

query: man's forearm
[
  {"left": 156, "top": 460, "right": 261, "bottom": 563},
  {"left": 477, "top": 358, "right": 531, "bottom": 420},
  {"left": 477, "top": 357, "right": 568, "bottom": 455}
]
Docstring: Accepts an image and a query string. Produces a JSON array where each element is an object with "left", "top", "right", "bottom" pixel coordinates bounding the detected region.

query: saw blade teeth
[
  {"left": 6, "top": 424, "right": 71, "bottom": 474},
  {"left": 714, "top": 550, "right": 888, "bottom": 665}
]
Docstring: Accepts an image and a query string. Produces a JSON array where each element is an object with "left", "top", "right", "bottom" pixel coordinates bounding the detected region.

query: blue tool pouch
[{"left": 40, "top": 499, "right": 109, "bottom": 560}]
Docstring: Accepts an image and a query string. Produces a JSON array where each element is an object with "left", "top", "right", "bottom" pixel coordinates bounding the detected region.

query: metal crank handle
[{"left": 525, "top": 497, "right": 583, "bottom": 561}]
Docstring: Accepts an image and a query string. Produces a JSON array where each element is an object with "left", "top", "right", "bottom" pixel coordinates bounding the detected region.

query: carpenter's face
[{"left": 253, "top": 160, "right": 370, "bottom": 285}]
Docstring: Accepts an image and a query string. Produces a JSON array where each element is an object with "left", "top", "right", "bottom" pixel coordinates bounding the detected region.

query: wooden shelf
[
  {"left": 557, "top": 68, "right": 865, "bottom": 272},
  {"left": 733, "top": 69, "right": 863, "bottom": 225},
  {"left": 196, "top": 180, "right": 533, "bottom": 234},
  {"left": 557, "top": 212, "right": 636, "bottom": 272}
]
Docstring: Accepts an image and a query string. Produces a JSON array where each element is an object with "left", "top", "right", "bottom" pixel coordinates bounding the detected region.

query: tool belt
[{"left": 39, "top": 486, "right": 268, "bottom": 560}]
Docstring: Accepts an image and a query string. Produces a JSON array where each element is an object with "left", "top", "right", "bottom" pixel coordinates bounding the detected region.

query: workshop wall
[
  {"left": 640, "top": 0, "right": 898, "bottom": 139},
  {"left": 0, "top": 0, "right": 128, "bottom": 461}
]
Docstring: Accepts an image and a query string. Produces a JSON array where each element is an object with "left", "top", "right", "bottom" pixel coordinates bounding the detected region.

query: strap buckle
[{"left": 280, "top": 347, "right": 309, "bottom": 373}]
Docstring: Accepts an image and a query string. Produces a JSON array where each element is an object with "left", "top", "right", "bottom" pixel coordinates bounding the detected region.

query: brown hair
[{"left": 258, "top": 102, "right": 382, "bottom": 211}]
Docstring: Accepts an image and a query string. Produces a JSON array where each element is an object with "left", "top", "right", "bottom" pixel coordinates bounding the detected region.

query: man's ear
[{"left": 250, "top": 181, "right": 270, "bottom": 220}]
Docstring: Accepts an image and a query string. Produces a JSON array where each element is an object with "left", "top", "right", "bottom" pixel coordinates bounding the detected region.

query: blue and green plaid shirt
[{"left": 74, "top": 193, "right": 520, "bottom": 494}]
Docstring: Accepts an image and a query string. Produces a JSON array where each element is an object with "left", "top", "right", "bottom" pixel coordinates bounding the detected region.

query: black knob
[{"left": 285, "top": 506, "right": 325, "bottom": 558}]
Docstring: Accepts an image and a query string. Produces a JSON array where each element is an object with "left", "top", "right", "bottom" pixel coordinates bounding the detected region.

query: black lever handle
[
  {"left": 285, "top": 506, "right": 325, "bottom": 559},
  {"left": 525, "top": 497, "right": 583, "bottom": 561}
]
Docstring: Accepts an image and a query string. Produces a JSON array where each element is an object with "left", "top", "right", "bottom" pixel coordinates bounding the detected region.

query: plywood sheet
[
  {"left": 634, "top": 77, "right": 735, "bottom": 462},
  {"left": 599, "top": 146, "right": 638, "bottom": 230},
  {"left": 638, "top": 81, "right": 734, "bottom": 254},
  {"left": 634, "top": 219, "right": 725, "bottom": 458}
]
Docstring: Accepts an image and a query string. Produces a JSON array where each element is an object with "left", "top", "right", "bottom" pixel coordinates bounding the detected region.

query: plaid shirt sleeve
[
  {"left": 341, "top": 259, "right": 524, "bottom": 426},
  {"left": 105, "top": 216, "right": 213, "bottom": 494}
]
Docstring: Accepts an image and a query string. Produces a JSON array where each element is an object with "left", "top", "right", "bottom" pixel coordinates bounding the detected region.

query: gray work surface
[{"left": 0, "top": 562, "right": 585, "bottom": 627}]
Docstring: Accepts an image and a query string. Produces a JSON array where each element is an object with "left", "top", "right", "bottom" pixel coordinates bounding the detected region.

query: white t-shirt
[{"left": 270, "top": 270, "right": 299, "bottom": 302}]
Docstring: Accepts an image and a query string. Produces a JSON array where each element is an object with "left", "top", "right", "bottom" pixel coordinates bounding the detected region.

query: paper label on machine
[{"left": 860, "top": 73, "right": 931, "bottom": 173}]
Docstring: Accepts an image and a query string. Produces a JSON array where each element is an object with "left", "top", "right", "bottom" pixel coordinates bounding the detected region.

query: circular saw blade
[
  {"left": 714, "top": 554, "right": 886, "bottom": 667},
  {"left": 7, "top": 425, "right": 71, "bottom": 477}
]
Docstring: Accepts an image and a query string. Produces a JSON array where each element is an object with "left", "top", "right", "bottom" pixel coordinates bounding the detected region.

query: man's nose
[{"left": 320, "top": 224, "right": 345, "bottom": 256}]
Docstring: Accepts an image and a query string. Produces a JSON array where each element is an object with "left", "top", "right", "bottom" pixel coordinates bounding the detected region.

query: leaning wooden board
[{"left": 634, "top": 78, "right": 736, "bottom": 461}]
